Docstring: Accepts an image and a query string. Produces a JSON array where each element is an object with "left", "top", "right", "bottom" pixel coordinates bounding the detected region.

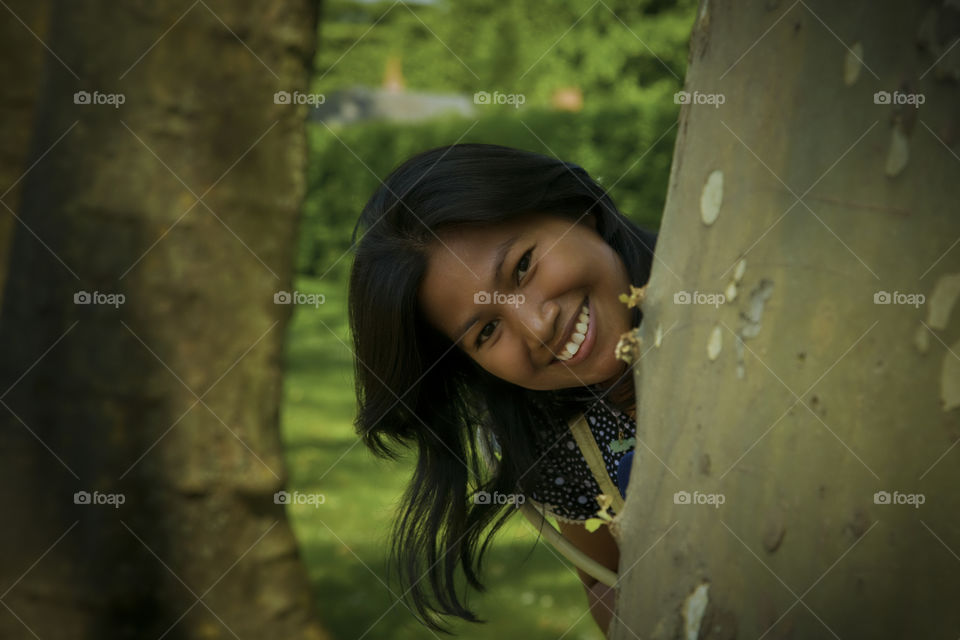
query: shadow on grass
[
  {"left": 299, "top": 526, "right": 601, "bottom": 640},
  {"left": 285, "top": 441, "right": 602, "bottom": 640}
]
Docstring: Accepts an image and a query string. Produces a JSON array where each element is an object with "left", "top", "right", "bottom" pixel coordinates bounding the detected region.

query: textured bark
[
  {"left": 0, "top": 0, "right": 49, "bottom": 306},
  {"left": 611, "top": 1, "right": 960, "bottom": 638},
  {"left": 0, "top": 1, "right": 329, "bottom": 638}
]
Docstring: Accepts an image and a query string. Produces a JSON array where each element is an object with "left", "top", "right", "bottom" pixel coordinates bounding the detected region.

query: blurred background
[{"left": 287, "top": 0, "right": 696, "bottom": 638}]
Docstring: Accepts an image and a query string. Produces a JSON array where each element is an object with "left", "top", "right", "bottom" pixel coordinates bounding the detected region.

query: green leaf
[{"left": 584, "top": 518, "right": 605, "bottom": 533}]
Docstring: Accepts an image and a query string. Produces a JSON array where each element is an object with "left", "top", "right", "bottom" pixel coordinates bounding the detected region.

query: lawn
[{"left": 279, "top": 273, "right": 606, "bottom": 640}]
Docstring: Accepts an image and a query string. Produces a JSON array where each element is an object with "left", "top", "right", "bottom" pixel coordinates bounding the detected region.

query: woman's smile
[{"left": 550, "top": 295, "right": 597, "bottom": 366}]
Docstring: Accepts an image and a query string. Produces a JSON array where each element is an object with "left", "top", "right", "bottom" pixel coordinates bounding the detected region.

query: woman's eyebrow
[{"left": 453, "top": 234, "right": 519, "bottom": 342}]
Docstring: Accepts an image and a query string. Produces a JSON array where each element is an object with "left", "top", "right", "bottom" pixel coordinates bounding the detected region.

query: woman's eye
[
  {"left": 515, "top": 248, "right": 533, "bottom": 283},
  {"left": 476, "top": 320, "right": 498, "bottom": 347},
  {"left": 475, "top": 248, "right": 533, "bottom": 349}
]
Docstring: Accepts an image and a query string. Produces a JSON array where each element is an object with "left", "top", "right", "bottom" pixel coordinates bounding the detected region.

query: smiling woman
[
  {"left": 348, "top": 143, "right": 656, "bottom": 634},
  {"left": 418, "top": 212, "right": 634, "bottom": 390}
]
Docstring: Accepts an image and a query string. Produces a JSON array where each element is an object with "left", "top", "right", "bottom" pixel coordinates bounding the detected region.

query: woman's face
[{"left": 418, "top": 212, "right": 634, "bottom": 391}]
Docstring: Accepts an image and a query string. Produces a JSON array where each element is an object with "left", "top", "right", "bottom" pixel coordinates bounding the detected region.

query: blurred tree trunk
[
  {"left": 612, "top": 1, "right": 959, "bottom": 638},
  {"left": 0, "top": 0, "right": 49, "bottom": 306},
  {"left": 0, "top": 2, "right": 330, "bottom": 639}
]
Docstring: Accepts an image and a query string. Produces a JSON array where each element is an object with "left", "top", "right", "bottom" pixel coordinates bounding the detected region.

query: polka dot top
[{"left": 527, "top": 401, "right": 636, "bottom": 523}]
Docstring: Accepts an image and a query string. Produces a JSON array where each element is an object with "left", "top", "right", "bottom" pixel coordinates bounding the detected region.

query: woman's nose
[{"left": 513, "top": 298, "right": 559, "bottom": 352}]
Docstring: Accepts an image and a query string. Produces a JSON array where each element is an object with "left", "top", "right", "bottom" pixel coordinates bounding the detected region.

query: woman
[{"left": 348, "top": 143, "right": 656, "bottom": 635}]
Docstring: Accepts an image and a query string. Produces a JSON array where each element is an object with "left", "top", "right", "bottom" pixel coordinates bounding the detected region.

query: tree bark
[
  {"left": 0, "top": 1, "right": 329, "bottom": 638},
  {"left": 612, "top": 1, "right": 960, "bottom": 638}
]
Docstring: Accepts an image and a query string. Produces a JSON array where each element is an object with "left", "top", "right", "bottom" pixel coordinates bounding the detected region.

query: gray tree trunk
[
  {"left": 0, "top": 2, "right": 330, "bottom": 638},
  {"left": 612, "top": 1, "right": 960, "bottom": 638}
]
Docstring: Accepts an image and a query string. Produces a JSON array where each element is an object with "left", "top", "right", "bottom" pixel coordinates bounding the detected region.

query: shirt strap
[{"left": 568, "top": 412, "right": 626, "bottom": 514}]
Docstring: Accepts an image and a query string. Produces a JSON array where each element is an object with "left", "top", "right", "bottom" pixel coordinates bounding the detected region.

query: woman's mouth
[{"left": 551, "top": 296, "right": 596, "bottom": 366}]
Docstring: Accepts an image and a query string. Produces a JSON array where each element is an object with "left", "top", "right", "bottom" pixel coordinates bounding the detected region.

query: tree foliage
[{"left": 301, "top": 0, "right": 697, "bottom": 277}]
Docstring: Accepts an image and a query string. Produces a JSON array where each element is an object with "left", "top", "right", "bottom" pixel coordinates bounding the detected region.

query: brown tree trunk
[
  {"left": 0, "top": 0, "right": 50, "bottom": 306},
  {"left": 0, "top": 1, "right": 330, "bottom": 638},
  {"left": 612, "top": 1, "right": 960, "bottom": 638}
]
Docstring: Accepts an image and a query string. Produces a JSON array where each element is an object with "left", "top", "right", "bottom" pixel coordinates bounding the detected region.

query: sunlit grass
[{"left": 279, "top": 274, "right": 604, "bottom": 639}]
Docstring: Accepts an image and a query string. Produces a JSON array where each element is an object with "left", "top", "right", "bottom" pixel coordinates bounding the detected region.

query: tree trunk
[
  {"left": 0, "top": 0, "right": 49, "bottom": 306},
  {"left": 0, "top": 2, "right": 330, "bottom": 638},
  {"left": 612, "top": 1, "right": 959, "bottom": 638}
]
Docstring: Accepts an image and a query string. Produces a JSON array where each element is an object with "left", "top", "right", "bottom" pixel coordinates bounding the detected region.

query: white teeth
[{"left": 556, "top": 303, "right": 591, "bottom": 361}]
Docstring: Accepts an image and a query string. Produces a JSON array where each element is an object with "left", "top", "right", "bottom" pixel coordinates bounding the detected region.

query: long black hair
[{"left": 348, "top": 143, "right": 657, "bottom": 632}]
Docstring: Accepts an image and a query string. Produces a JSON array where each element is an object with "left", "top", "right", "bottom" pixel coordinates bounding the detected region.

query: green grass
[{"left": 279, "top": 274, "right": 605, "bottom": 640}]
